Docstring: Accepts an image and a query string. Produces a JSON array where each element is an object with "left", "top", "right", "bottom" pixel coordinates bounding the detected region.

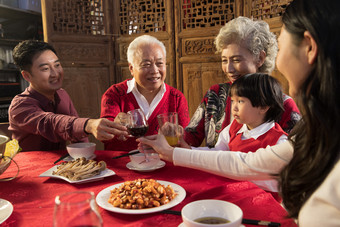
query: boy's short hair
[
  {"left": 229, "top": 73, "right": 284, "bottom": 122},
  {"left": 13, "top": 40, "right": 57, "bottom": 72}
]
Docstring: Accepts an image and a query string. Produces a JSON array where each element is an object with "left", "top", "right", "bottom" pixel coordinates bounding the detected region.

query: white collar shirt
[
  {"left": 196, "top": 121, "right": 287, "bottom": 151},
  {"left": 237, "top": 121, "right": 276, "bottom": 140},
  {"left": 127, "top": 78, "right": 166, "bottom": 120}
]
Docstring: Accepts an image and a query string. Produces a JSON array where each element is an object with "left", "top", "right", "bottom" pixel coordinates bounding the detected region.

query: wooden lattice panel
[
  {"left": 51, "top": 0, "right": 105, "bottom": 35},
  {"left": 250, "top": 0, "right": 292, "bottom": 20},
  {"left": 119, "top": 0, "right": 166, "bottom": 35},
  {"left": 183, "top": 37, "right": 216, "bottom": 56},
  {"left": 181, "top": 0, "right": 236, "bottom": 30}
]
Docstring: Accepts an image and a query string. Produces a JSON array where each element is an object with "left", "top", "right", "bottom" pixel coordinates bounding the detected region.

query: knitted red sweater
[
  {"left": 228, "top": 120, "right": 287, "bottom": 152},
  {"left": 101, "top": 79, "right": 190, "bottom": 151}
]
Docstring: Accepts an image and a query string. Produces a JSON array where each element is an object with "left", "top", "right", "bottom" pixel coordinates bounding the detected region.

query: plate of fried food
[
  {"left": 39, "top": 158, "right": 115, "bottom": 184},
  {"left": 96, "top": 178, "right": 186, "bottom": 214}
]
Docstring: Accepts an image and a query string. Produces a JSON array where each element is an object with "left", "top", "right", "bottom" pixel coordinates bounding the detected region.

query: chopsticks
[
  {"left": 160, "top": 210, "right": 281, "bottom": 226},
  {"left": 54, "top": 154, "right": 69, "bottom": 164},
  {"left": 112, "top": 150, "right": 140, "bottom": 159}
]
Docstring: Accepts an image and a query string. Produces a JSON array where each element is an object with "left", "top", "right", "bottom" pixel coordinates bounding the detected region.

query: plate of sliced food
[
  {"left": 96, "top": 178, "right": 186, "bottom": 214},
  {"left": 40, "top": 158, "right": 115, "bottom": 184}
]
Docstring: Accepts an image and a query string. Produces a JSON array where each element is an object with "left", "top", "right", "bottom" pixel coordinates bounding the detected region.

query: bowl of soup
[{"left": 181, "top": 199, "right": 243, "bottom": 227}]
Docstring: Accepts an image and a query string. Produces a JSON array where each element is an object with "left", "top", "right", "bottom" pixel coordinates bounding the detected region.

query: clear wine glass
[
  {"left": 126, "top": 109, "right": 151, "bottom": 162},
  {"left": 157, "top": 112, "right": 183, "bottom": 147},
  {"left": 116, "top": 113, "right": 129, "bottom": 141},
  {"left": 53, "top": 191, "right": 102, "bottom": 227},
  {"left": 126, "top": 109, "right": 149, "bottom": 137}
]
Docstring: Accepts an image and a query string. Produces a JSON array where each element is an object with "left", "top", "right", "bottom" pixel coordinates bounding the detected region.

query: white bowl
[
  {"left": 0, "top": 135, "right": 9, "bottom": 156},
  {"left": 66, "top": 142, "right": 96, "bottom": 159},
  {"left": 129, "top": 150, "right": 160, "bottom": 169},
  {"left": 182, "top": 200, "right": 243, "bottom": 227}
]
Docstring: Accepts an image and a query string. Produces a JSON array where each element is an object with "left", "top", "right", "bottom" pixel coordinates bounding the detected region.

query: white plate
[
  {"left": 96, "top": 180, "right": 186, "bottom": 214},
  {"left": 0, "top": 199, "right": 13, "bottom": 224},
  {"left": 126, "top": 161, "right": 166, "bottom": 172},
  {"left": 39, "top": 165, "right": 116, "bottom": 184},
  {"left": 63, "top": 154, "right": 96, "bottom": 161}
]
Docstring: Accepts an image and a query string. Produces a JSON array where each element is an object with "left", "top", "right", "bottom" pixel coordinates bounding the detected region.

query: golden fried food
[
  {"left": 52, "top": 157, "right": 106, "bottom": 181},
  {"left": 108, "top": 179, "right": 177, "bottom": 209}
]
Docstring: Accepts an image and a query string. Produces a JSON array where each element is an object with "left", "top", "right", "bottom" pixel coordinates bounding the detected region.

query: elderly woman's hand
[{"left": 137, "top": 134, "right": 175, "bottom": 163}]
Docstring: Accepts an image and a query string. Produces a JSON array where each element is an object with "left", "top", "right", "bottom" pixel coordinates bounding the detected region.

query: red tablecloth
[{"left": 0, "top": 150, "right": 297, "bottom": 227}]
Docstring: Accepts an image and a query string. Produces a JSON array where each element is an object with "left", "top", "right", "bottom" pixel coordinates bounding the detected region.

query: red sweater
[
  {"left": 101, "top": 79, "right": 190, "bottom": 151},
  {"left": 228, "top": 120, "right": 287, "bottom": 153}
]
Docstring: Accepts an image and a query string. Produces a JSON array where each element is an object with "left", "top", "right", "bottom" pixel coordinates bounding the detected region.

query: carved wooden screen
[
  {"left": 41, "top": 0, "right": 113, "bottom": 149},
  {"left": 111, "top": 0, "right": 175, "bottom": 87}
]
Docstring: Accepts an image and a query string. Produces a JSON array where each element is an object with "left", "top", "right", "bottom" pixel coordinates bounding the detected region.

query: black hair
[
  {"left": 229, "top": 73, "right": 284, "bottom": 123},
  {"left": 279, "top": 0, "right": 340, "bottom": 218},
  {"left": 13, "top": 40, "right": 57, "bottom": 72}
]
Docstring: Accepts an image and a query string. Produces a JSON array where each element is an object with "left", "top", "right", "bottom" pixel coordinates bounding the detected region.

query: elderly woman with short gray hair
[{"left": 184, "top": 16, "right": 301, "bottom": 148}]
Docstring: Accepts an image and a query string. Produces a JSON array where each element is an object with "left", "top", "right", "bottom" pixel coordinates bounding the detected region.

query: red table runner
[{"left": 0, "top": 150, "right": 297, "bottom": 227}]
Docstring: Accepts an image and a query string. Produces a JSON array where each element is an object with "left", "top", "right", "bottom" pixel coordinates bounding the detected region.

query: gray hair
[
  {"left": 127, "top": 35, "right": 166, "bottom": 67},
  {"left": 215, "top": 16, "right": 278, "bottom": 74}
]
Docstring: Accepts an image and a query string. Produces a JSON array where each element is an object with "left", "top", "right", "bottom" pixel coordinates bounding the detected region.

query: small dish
[
  {"left": 96, "top": 180, "right": 186, "bottom": 214},
  {"left": 0, "top": 199, "right": 13, "bottom": 224},
  {"left": 39, "top": 165, "right": 115, "bottom": 184},
  {"left": 126, "top": 160, "right": 166, "bottom": 172},
  {"left": 178, "top": 223, "right": 245, "bottom": 227}
]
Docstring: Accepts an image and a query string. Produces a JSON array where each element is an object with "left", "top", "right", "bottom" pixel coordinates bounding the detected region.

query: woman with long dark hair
[
  {"left": 277, "top": 0, "right": 340, "bottom": 224},
  {"left": 139, "top": 0, "right": 340, "bottom": 225}
]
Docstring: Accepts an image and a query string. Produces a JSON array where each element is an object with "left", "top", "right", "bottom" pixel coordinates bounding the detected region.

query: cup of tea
[
  {"left": 181, "top": 199, "right": 243, "bottom": 227},
  {"left": 157, "top": 112, "right": 183, "bottom": 146}
]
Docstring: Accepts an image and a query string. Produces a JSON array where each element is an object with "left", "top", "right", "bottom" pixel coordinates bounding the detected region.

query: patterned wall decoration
[
  {"left": 55, "top": 43, "right": 108, "bottom": 62},
  {"left": 250, "top": 0, "right": 292, "bottom": 20},
  {"left": 119, "top": 0, "right": 166, "bottom": 35},
  {"left": 181, "top": 0, "right": 236, "bottom": 30},
  {"left": 51, "top": 0, "right": 105, "bottom": 35},
  {"left": 183, "top": 38, "right": 216, "bottom": 55}
]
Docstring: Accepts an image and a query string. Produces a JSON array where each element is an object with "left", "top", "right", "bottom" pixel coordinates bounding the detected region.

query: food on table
[
  {"left": 52, "top": 158, "right": 106, "bottom": 181},
  {"left": 0, "top": 139, "right": 21, "bottom": 175},
  {"left": 3, "top": 139, "right": 21, "bottom": 157},
  {"left": 108, "top": 178, "right": 177, "bottom": 209}
]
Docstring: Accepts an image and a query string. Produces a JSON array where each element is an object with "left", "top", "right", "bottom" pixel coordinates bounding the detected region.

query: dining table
[{"left": 0, "top": 149, "right": 297, "bottom": 227}]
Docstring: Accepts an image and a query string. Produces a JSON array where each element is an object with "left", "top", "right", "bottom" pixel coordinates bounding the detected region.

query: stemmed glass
[
  {"left": 53, "top": 191, "right": 102, "bottom": 227},
  {"left": 116, "top": 113, "right": 129, "bottom": 141},
  {"left": 126, "top": 109, "right": 149, "bottom": 137},
  {"left": 126, "top": 109, "right": 150, "bottom": 162}
]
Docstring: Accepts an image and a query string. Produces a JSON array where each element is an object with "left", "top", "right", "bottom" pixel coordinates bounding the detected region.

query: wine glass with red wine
[
  {"left": 126, "top": 109, "right": 151, "bottom": 162},
  {"left": 126, "top": 109, "right": 149, "bottom": 137}
]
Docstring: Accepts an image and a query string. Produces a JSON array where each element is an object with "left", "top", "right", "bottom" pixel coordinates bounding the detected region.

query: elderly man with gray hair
[{"left": 101, "top": 35, "right": 189, "bottom": 151}]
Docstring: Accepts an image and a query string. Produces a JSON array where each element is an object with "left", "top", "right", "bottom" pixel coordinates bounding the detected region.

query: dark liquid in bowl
[
  {"left": 127, "top": 125, "right": 149, "bottom": 137},
  {"left": 194, "top": 216, "right": 230, "bottom": 224}
]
